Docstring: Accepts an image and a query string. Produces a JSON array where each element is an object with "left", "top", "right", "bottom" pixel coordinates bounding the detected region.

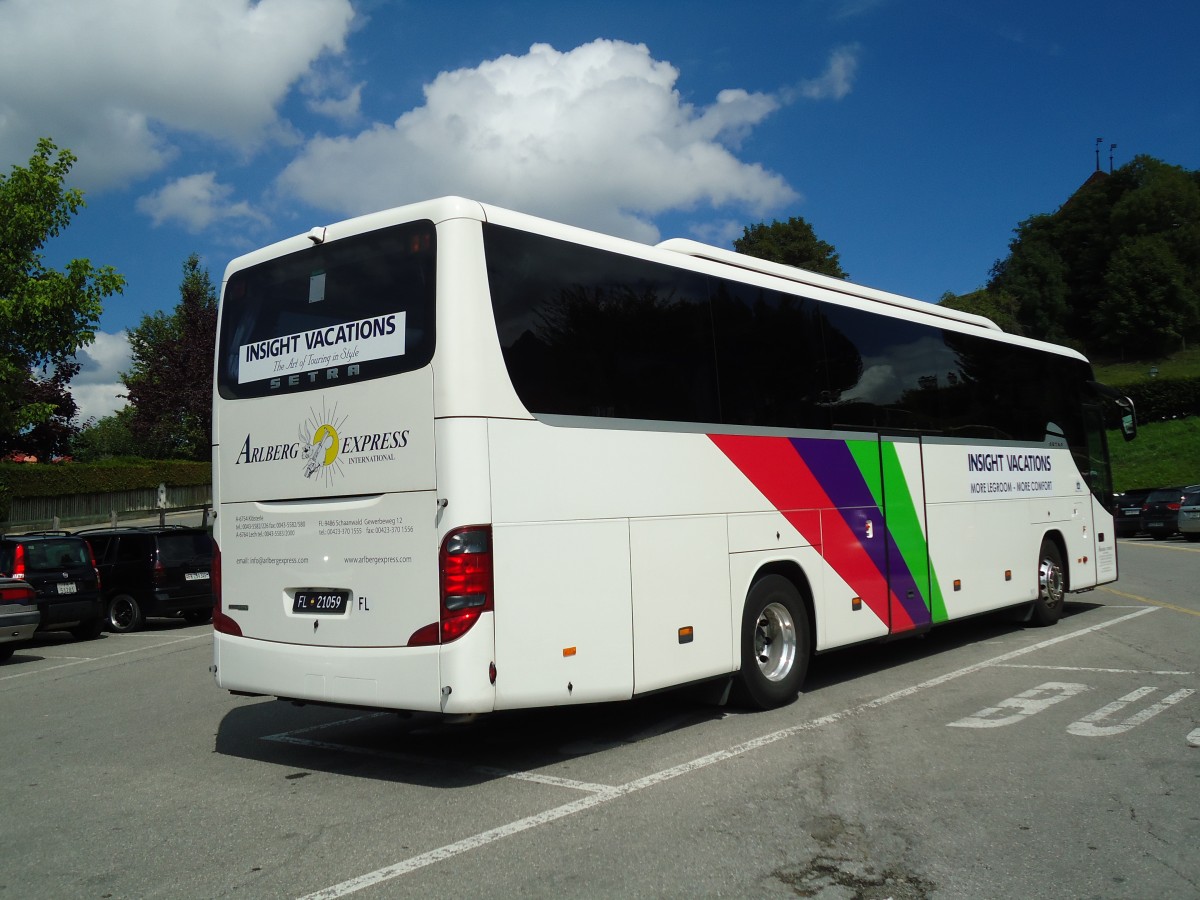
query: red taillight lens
[
  {"left": 212, "top": 541, "right": 241, "bottom": 637},
  {"left": 1167, "top": 502, "right": 1181, "bottom": 511},
  {"left": 153, "top": 558, "right": 165, "bottom": 586},
  {"left": 0, "top": 581, "right": 35, "bottom": 603},
  {"left": 409, "top": 525, "right": 493, "bottom": 646},
  {"left": 88, "top": 544, "right": 101, "bottom": 590},
  {"left": 12, "top": 543, "right": 25, "bottom": 581}
]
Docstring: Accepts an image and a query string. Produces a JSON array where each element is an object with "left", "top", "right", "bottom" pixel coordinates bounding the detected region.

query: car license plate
[
  {"left": 293, "top": 590, "right": 349, "bottom": 614},
  {"left": 185, "top": 572, "right": 210, "bottom": 581},
  {"left": 1122, "top": 509, "right": 1139, "bottom": 516},
  {"left": 57, "top": 582, "right": 77, "bottom": 594}
]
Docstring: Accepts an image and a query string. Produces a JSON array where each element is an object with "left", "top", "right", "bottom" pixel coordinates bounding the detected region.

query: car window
[
  {"left": 1147, "top": 489, "right": 1182, "bottom": 503},
  {"left": 24, "top": 539, "right": 91, "bottom": 569},
  {"left": 116, "top": 537, "right": 148, "bottom": 563},
  {"left": 85, "top": 535, "right": 115, "bottom": 560},
  {"left": 157, "top": 533, "right": 213, "bottom": 566}
]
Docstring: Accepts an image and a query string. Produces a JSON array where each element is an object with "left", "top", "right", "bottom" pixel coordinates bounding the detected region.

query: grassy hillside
[
  {"left": 1092, "top": 347, "right": 1200, "bottom": 384},
  {"left": 1108, "top": 416, "right": 1199, "bottom": 491},
  {"left": 1092, "top": 349, "right": 1197, "bottom": 490}
]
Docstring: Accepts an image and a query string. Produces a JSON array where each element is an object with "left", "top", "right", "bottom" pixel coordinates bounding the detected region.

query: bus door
[{"left": 848, "top": 434, "right": 935, "bottom": 635}]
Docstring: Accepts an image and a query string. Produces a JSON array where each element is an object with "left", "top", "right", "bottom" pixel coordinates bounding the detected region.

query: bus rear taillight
[
  {"left": 409, "top": 525, "right": 493, "bottom": 646},
  {"left": 211, "top": 541, "right": 242, "bottom": 637}
]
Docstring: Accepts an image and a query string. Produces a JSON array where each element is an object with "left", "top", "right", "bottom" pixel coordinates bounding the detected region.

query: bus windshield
[{"left": 216, "top": 220, "right": 436, "bottom": 401}]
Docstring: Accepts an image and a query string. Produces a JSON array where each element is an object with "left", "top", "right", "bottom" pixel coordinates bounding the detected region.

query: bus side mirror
[
  {"left": 1087, "top": 381, "right": 1136, "bottom": 442},
  {"left": 1121, "top": 412, "right": 1136, "bottom": 442}
]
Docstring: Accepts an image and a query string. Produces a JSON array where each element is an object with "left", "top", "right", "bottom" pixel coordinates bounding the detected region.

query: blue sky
[{"left": 1, "top": 0, "right": 1197, "bottom": 422}]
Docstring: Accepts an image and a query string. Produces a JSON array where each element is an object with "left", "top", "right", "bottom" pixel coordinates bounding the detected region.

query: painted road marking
[
  {"left": 947, "top": 682, "right": 1090, "bottom": 728},
  {"left": 991, "top": 664, "right": 1193, "bottom": 675},
  {"left": 0, "top": 633, "right": 208, "bottom": 681},
  {"left": 1067, "top": 687, "right": 1195, "bottom": 737},
  {"left": 264, "top": 717, "right": 616, "bottom": 794},
  {"left": 948, "top": 681, "right": 1195, "bottom": 735},
  {"left": 1101, "top": 586, "right": 1200, "bottom": 618},
  {"left": 295, "top": 607, "right": 1157, "bottom": 899}
]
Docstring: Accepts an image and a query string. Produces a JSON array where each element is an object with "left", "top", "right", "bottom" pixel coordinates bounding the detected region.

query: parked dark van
[
  {"left": 76, "top": 526, "right": 214, "bottom": 632},
  {"left": 1112, "top": 487, "right": 1154, "bottom": 537},
  {"left": 0, "top": 533, "right": 105, "bottom": 640}
]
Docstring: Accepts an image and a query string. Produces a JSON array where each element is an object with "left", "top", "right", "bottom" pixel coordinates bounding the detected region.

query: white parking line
[
  {"left": 297, "top": 607, "right": 1156, "bottom": 899},
  {"left": 990, "top": 663, "right": 1193, "bottom": 675},
  {"left": 0, "top": 634, "right": 209, "bottom": 680},
  {"left": 265, "top": 729, "right": 616, "bottom": 794}
]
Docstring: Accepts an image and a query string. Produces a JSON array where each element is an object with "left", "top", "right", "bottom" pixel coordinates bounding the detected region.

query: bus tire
[
  {"left": 733, "top": 575, "right": 810, "bottom": 709},
  {"left": 1030, "top": 539, "right": 1065, "bottom": 626}
]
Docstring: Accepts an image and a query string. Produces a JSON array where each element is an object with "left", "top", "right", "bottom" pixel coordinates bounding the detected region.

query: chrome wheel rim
[
  {"left": 754, "top": 601, "right": 797, "bottom": 682},
  {"left": 111, "top": 597, "right": 135, "bottom": 630},
  {"left": 1039, "top": 556, "right": 1064, "bottom": 609}
]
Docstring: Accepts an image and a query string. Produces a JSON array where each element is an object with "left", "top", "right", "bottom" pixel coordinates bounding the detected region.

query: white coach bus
[{"left": 211, "top": 196, "right": 1135, "bottom": 713}]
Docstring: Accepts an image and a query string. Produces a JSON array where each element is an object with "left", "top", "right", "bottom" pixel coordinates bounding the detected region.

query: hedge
[
  {"left": 1112, "top": 376, "right": 1200, "bottom": 423},
  {"left": 0, "top": 460, "right": 210, "bottom": 521}
]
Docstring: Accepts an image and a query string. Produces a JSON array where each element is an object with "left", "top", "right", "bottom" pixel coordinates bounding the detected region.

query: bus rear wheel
[
  {"left": 1030, "top": 539, "right": 1065, "bottom": 626},
  {"left": 734, "top": 575, "right": 810, "bottom": 709}
]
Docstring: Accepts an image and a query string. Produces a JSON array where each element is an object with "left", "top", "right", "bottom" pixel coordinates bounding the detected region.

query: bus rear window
[{"left": 217, "top": 221, "right": 436, "bottom": 399}]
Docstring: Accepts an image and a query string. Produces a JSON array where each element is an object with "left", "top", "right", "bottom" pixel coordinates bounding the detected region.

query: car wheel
[
  {"left": 71, "top": 616, "right": 105, "bottom": 641},
  {"left": 0, "top": 644, "right": 15, "bottom": 663},
  {"left": 108, "top": 594, "right": 144, "bottom": 633},
  {"left": 1029, "top": 538, "right": 1065, "bottom": 626},
  {"left": 732, "top": 574, "right": 810, "bottom": 709},
  {"left": 183, "top": 609, "right": 212, "bottom": 625}
]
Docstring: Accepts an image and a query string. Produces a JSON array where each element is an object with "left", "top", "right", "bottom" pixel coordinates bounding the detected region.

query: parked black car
[
  {"left": 76, "top": 526, "right": 214, "bottom": 633},
  {"left": 0, "top": 533, "right": 105, "bottom": 640},
  {"left": 1141, "top": 487, "right": 1186, "bottom": 540},
  {"left": 1113, "top": 487, "right": 1154, "bottom": 537}
]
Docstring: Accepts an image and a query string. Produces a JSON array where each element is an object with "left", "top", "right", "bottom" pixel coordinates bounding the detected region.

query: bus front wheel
[
  {"left": 1030, "top": 539, "right": 1066, "bottom": 626},
  {"left": 734, "top": 575, "right": 810, "bottom": 709}
]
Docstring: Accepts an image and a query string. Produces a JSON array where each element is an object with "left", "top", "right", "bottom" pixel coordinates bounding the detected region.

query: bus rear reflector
[
  {"left": 408, "top": 525, "right": 494, "bottom": 647},
  {"left": 211, "top": 541, "right": 242, "bottom": 637}
]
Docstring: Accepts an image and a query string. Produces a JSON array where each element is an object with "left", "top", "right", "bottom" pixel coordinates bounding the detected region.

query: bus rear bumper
[{"left": 213, "top": 619, "right": 496, "bottom": 714}]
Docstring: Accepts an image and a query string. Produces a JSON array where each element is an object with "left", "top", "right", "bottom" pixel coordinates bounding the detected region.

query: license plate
[
  {"left": 185, "top": 572, "right": 210, "bottom": 581},
  {"left": 57, "top": 582, "right": 77, "bottom": 594},
  {"left": 1122, "top": 509, "right": 1139, "bottom": 516},
  {"left": 293, "top": 590, "right": 349, "bottom": 614}
]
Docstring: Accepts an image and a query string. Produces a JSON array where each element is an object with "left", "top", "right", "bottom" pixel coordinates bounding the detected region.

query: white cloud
[
  {"left": 137, "top": 172, "right": 268, "bottom": 233},
  {"left": 786, "top": 44, "right": 862, "bottom": 102},
  {"left": 688, "top": 218, "right": 753, "bottom": 247},
  {"left": 276, "top": 40, "right": 800, "bottom": 243},
  {"left": 0, "top": 0, "right": 356, "bottom": 190},
  {"left": 70, "top": 331, "right": 132, "bottom": 423}
]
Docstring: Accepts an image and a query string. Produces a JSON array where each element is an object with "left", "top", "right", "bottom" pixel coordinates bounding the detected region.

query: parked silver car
[
  {"left": 1179, "top": 487, "right": 1200, "bottom": 543},
  {"left": 0, "top": 577, "right": 40, "bottom": 662}
]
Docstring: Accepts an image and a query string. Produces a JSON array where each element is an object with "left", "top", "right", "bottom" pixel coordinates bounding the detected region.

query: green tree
[
  {"left": 987, "top": 155, "right": 1200, "bottom": 357},
  {"left": 123, "top": 254, "right": 217, "bottom": 460},
  {"left": 938, "top": 288, "right": 1025, "bottom": 335},
  {"left": 70, "top": 407, "right": 139, "bottom": 461},
  {"left": 0, "top": 138, "right": 124, "bottom": 442},
  {"left": 1096, "top": 235, "right": 1198, "bottom": 356},
  {"left": 734, "top": 216, "right": 847, "bottom": 278}
]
